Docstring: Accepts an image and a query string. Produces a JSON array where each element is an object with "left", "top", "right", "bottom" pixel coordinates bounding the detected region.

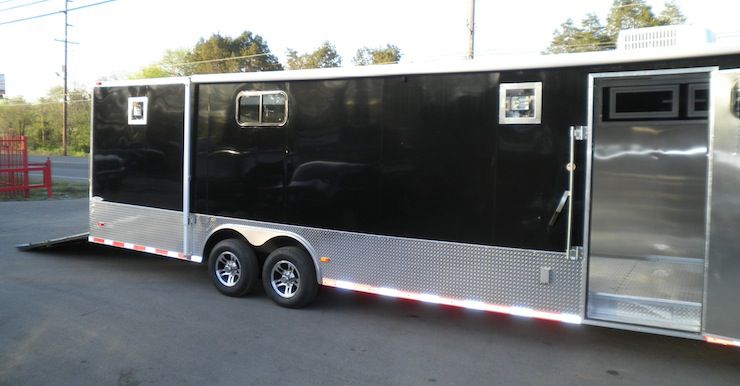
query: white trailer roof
[{"left": 97, "top": 43, "right": 740, "bottom": 88}]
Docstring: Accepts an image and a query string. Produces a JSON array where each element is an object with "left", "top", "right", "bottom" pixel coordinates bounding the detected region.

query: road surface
[
  {"left": 28, "top": 155, "right": 88, "bottom": 182},
  {"left": 1, "top": 199, "right": 739, "bottom": 385}
]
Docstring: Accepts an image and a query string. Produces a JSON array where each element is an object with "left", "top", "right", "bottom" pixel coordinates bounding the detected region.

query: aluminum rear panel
[{"left": 90, "top": 200, "right": 183, "bottom": 253}]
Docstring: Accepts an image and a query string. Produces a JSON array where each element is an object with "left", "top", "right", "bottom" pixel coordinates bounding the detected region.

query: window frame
[
  {"left": 608, "top": 84, "right": 679, "bottom": 120},
  {"left": 687, "top": 83, "right": 709, "bottom": 118},
  {"left": 498, "top": 82, "right": 543, "bottom": 125},
  {"left": 235, "top": 90, "right": 289, "bottom": 127}
]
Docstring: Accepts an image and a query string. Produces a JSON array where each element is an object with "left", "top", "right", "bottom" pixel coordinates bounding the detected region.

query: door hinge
[
  {"left": 572, "top": 125, "right": 588, "bottom": 141},
  {"left": 568, "top": 246, "right": 583, "bottom": 260},
  {"left": 187, "top": 214, "right": 197, "bottom": 225}
]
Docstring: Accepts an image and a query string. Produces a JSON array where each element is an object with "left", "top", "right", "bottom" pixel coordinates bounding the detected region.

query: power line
[
  {"left": 0, "top": 0, "right": 48, "bottom": 13},
  {"left": 160, "top": 53, "right": 270, "bottom": 68},
  {"left": 0, "top": 0, "right": 116, "bottom": 26},
  {"left": 0, "top": 99, "right": 90, "bottom": 107}
]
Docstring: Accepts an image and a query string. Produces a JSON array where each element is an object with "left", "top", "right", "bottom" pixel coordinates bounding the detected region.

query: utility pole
[
  {"left": 55, "top": 0, "right": 78, "bottom": 156},
  {"left": 467, "top": 0, "right": 475, "bottom": 60},
  {"left": 63, "top": 0, "right": 68, "bottom": 156}
]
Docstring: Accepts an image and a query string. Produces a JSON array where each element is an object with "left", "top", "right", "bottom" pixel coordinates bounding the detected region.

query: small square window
[
  {"left": 127, "top": 96, "right": 148, "bottom": 125},
  {"left": 499, "top": 82, "right": 542, "bottom": 124}
]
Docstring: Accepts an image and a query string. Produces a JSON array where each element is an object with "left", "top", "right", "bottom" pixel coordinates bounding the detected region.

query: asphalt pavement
[
  {"left": 1, "top": 199, "right": 739, "bottom": 385},
  {"left": 28, "top": 155, "right": 88, "bottom": 182}
]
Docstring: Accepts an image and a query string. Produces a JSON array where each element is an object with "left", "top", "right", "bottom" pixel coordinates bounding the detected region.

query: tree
[
  {"left": 130, "top": 49, "right": 191, "bottom": 79},
  {"left": 546, "top": 1, "right": 687, "bottom": 53},
  {"left": 353, "top": 44, "right": 402, "bottom": 66},
  {"left": 188, "top": 32, "right": 283, "bottom": 74},
  {"left": 0, "top": 97, "right": 36, "bottom": 136},
  {"left": 0, "top": 87, "right": 90, "bottom": 154},
  {"left": 657, "top": 1, "right": 687, "bottom": 25},
  {"left": 286, "top": 41, "right": 342, "bottom": 70},
  {"left": 131, "top": 32, "right": 282, "bottom": 79},
  {"left": 546, "top": 14, "right": 612, "bottom": 54},
  {"left": 605, "top": 0, "right": 661, "bottom": 41}
]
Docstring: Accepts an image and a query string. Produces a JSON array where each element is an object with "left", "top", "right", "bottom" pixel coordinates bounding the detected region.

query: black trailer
[{"left": 89, "top": 45, "right": 740, "bottom": 345}]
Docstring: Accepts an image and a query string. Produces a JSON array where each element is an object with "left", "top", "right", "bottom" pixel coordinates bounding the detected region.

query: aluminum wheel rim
[
  {"left": 215, "top": 251, "right": 241, "bottom": 287},
  {"left": 271, "top": 260, "right": 300, "bottom": 298}
]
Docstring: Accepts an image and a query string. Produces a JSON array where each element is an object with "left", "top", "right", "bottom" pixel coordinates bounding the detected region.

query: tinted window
[
  {"left": 262, "top": 93, "right": 287, "bottom": 124},
  {"left": 236, "top": 91, "right": 288, "bottom": 127},
  {"left": 238, "top": 95, "right": 260, "bottom": 125}
]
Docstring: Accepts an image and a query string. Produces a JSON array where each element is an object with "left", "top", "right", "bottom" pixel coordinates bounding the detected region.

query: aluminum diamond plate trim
[
  {"left": 193, "top": 214, "right": 584, "bottom": 315},
  {"left": 90, "top": 200, "right": 183, "bottom": 253}
]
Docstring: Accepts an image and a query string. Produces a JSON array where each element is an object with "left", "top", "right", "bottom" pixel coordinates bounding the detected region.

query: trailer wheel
[
  {"left": 208, "top": 239, "right": 259, "bottom": 297},
  {"left": 262, "top": 247, "right": 318, "bottom": 308}
]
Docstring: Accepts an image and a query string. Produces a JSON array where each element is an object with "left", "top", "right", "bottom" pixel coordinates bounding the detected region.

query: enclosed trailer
[{"left": 89, "top": 45, "right": 740, "bottom": 345}]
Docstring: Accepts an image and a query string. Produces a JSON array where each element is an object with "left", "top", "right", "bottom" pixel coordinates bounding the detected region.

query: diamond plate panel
[
  {"left": 193, "top": 214, "right": 584, "bottom": 315},
  {"left": 90, "top": 200, "right": 183, "bottom": 252},
  {"left": 588, "top": 293, "right": 701, "bottom": 332}
]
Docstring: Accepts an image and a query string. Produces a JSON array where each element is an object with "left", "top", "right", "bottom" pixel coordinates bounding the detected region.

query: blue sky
[{"left": 1, "top": 0, "right": 738, "bottom": 100}]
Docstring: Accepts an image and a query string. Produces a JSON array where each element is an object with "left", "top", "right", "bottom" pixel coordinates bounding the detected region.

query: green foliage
[
  {"left": 286, "top": 41, "right": 342, "bottom": 70},
  {"left": 0, "top": 96, "right": 35, "bottom": 137},
  {"left": 657, "top": 0, "right": 687, "bottom": 25},
  {"left": 605, "top": 0, "right": 660, "bottom": 40},
  {"left": 0, "top": 87, "right": 91, "bottom": 154},
  {"left": 353, "top": 44, "right": 402, "bottom": 66},
  {"left": 131, "top": 32, "right": 282, "bottom": 79},
  {"left": 188, "top": 32, "right": 283, "bottom": 74},
  {"left": 547, "top": 1, "right": 687, "bottom": 54},
  {"left": 129, "top": 63, "right": 173, "bottom": 80},
  {"left": 546, "top": 14, "right": 613, "bottom": 54}
]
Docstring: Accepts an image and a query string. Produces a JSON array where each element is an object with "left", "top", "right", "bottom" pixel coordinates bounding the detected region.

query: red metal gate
[{"left": 0, "top": 136, "right": 52, "bottom": 198}]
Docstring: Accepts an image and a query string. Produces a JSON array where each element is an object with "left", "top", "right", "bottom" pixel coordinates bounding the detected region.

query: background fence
[{"left": 0, "top": 135, "right": 52, "bottom": 199}]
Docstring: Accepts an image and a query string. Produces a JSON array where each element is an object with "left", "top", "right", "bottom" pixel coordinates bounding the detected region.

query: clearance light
[
  {"left": 418, "top": 294, "right": 442, "bottom": 304},
  {"left": 510, "top": 306, "right": 535, "bottom": 318},
  {"left": 322, "top": 278, "right": 582, "bottom": 325},
  {"left": 376, "top": 288, "right": 400, "bottom": 297},
  {"left": 705, "top": 335, "right": 740, "bottom": 347},
  {"left": 462, "top": 300, "right": 487, "bottom": 311},
  {"left": 320, "top": 257, "right": 331, "bottom": 263}
]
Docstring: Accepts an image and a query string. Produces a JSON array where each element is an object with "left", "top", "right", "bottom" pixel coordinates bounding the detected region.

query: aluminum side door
[{"left": 704, "top": 69, "right": 740, "bottom": 342}]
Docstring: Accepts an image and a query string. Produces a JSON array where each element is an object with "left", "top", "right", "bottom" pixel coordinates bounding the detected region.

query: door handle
[{"left": 548, "top": 190, "right": 570, "bottom": 227}]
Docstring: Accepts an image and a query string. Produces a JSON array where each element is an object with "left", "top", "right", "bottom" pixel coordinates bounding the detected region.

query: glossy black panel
[
  {"left": 195, "top": 74, "right": 571, "bottom": 250},
  {"left": 92, "top": 85, "right": 184, "bottom": 211},
  {"left": 195, "top": 83, "right": 286, "bottom": 221},
  {"left": 285, "top": 79, "right": 383, "bottom": 232},
  {"left": 379, "top": 73, "right": 501, "bottom": 244},
  {"left": 192, "top": 54, "right": 740, "bottom": 252}
]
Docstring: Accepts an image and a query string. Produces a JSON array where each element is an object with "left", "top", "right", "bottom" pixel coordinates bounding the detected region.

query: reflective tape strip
[
  {"left": 88, "top": 236, "right": 202, "bottom": 263},
  {"left": 322, "top": 278, "right": 582, "bottom": 325}
]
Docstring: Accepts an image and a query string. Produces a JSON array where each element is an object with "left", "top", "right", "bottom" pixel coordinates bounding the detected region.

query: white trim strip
[
  {"left": 322, "top": 278, "right": 582, "bottom": 325},
  {"left": 88, "top": 236, "right": 198, "bottom": 263}
]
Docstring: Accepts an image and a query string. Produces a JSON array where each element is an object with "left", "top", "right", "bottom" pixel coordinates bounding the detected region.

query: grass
[{"left": 0, "top": 177, "right": 88, "bottom": 202}]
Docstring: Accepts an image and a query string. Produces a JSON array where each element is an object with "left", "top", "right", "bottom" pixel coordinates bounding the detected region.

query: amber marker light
[{"left": 320, "top": 257, "right": 331, "bottom": 263}]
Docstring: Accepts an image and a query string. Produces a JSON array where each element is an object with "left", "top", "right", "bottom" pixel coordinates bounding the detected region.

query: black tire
[
  {"left": 208, "top": 239, "right": 259, "bottom": 297},
  {"left": 262, "top": 246, "right": 318, "bottom": 308}
]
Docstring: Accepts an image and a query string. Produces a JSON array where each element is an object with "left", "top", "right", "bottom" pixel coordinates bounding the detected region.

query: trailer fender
[{"left": 202, "top": 224, "right": 322, "bottom": 283}]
